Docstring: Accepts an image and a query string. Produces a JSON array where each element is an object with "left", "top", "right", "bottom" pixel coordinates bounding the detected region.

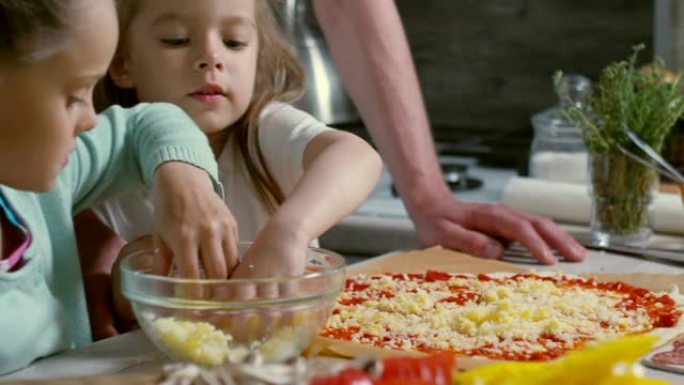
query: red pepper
[
  {"left": 373, "top": 380, "right": 435, "bottom": 385},
  {"left": 375, "top": 352, "right": 455, "bottom": 385},
  {"left": 309, "top": 352, "right": 456, "bottom": 385},
  {"left": 310, "top": 368, "right": 372, "bottom": 385}
]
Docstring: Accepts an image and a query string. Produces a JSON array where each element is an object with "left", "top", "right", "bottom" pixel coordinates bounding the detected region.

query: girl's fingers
[
  {"left": 152, "top": 235, "right": 174, "bottom": 276},
  {"left": 224, "top": 228, "right": 239, "bottom": 276},
  {"left": 165, "top": 235, "right": 206, "bottom": 301},
  {"left": 200, "top": 232, "right": 227, "bottom": 279},
  {"left": 224, "top": 240, "right": 239, "bottom": 277},
  {"left": 257, "top": 282, "right": 279, "bottom": 299},
  {"left": 168, "top": 234, "right": 201, "bottom": 279},
  {"left": 224, "top": 280, "right": 257, "bottom": 344}
]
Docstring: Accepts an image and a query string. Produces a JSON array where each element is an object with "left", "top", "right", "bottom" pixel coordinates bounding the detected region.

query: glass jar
[
  {"left": 528, "top": 74, "right": 591, "bottom": 184},
  {"left": 588, "top": 151, "right": 657, "bottom": 246}
]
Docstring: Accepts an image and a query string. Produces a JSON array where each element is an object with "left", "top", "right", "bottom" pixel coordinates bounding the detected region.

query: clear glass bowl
[{"left": 120, "top": 243, "right": 346, "bottom": 365}]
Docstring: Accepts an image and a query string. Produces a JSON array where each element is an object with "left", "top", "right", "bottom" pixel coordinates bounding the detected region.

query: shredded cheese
[
  {"left": 323, "top": 272, "right": 680, "bottom": 360},
  {"left": 146, "top": 310, "right": 320, "bottom": 365}
]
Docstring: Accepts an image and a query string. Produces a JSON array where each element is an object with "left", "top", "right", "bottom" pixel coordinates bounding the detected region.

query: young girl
[
  {"left": 75, "top": 0, "right": 382, "bottom": 338},
  {"left": 0, "top": 0, "right": 238, "bottom": 375}
]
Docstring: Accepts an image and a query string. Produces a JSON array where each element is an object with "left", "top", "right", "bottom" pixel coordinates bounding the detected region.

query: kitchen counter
[
  {"left": 5, "top": 163, "right": 684, "bottom": 383},
  {"left": 4, "top": 245, "right": 684, "bottom": 384}
]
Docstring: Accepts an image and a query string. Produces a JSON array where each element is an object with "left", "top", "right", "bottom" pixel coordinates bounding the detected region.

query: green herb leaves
[{"left": 557, "top": 44, "right": 684, "bottom": 154}]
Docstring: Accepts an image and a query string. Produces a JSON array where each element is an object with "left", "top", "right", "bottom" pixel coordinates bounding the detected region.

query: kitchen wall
[{"left": 396, "top": 0, "right": 652, "bottom": 142}]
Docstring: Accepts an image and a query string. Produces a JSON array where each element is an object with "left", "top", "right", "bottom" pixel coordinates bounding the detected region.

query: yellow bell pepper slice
[{"left": 454, "top": 335, "right": 668, "bottom": 385}]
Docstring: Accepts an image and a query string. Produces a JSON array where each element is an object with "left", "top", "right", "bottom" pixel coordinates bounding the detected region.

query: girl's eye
[
  {"left": 160, "top": 37, "right": 189, "bottom": 46},
  {"left": 223, "top": 40, "right": 248, "bottom": 49},
  {"left": 67, "top": 96, "right": 87, "bottom": 108}
]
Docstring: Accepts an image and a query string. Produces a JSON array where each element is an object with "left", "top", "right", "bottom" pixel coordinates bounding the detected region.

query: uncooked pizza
[{"left": 320, "top": 271, "right": 684, "bottom": 361}]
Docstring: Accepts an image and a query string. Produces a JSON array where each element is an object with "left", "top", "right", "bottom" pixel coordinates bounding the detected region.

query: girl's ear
[{"left": 108, "top": 55, "right": 135, "bottom": 88}]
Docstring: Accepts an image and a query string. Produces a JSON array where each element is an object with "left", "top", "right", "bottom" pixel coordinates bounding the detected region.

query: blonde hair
[{"left": 97, "top": 0, "right": 305, "bottom": 213}]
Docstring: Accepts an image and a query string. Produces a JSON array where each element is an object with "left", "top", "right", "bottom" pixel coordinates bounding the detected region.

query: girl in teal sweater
[{"left": 0, "top": 0, "right": 237, "bottom": 374}]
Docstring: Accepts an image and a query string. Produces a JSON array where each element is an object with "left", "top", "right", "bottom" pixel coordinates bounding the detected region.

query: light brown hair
[
  {"left": 97, "top": 0, "right": 306, "bottom": 213},
  {"left": 0, "top": 0, "right": 73, "bottom": 65}
]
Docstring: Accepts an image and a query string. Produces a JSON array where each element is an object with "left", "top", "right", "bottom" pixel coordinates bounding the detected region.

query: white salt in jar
[
  {"left": 529, "top": 74, "right": 590, "bottom": 184},
  {"left": 529, "top": 151, "right": 588, "bottom": 184}
]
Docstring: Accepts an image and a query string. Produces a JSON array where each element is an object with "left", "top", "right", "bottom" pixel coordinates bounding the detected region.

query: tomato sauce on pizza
[{"left": 320, "top": 271, "right": 682, "bottom": 361}]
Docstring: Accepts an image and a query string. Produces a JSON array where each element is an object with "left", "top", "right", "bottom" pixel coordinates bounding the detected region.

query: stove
[
  {"left": 329, "top": 127, "right": 529, "bottom": 211},
  {"left": 390, "top": 159, "right": 483, "bottom": 198}
]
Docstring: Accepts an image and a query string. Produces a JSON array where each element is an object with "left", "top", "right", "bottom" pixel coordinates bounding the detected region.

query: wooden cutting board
[
  {"left": 310, "top": 246, "right": 684, "bottom": 369},
  {"left": 2, "top": 373, "right": 161, "bottom": 385}
]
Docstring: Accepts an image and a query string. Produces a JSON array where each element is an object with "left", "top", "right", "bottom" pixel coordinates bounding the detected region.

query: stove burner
[{"left": 390, "top": 162, "right": 483, "bottom": 197}]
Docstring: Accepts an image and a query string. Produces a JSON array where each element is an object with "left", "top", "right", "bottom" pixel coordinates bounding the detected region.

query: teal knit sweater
[{"left": 0, "top": 103, "right": 220, "bottom": 375}]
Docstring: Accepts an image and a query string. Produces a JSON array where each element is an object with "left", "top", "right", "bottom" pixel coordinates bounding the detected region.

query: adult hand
[
  {"left": 410, "top": 196, "right": 586, "bottom": 265},
  {"left": 152, "top": 162, "right": 238, "bottom": 278}
]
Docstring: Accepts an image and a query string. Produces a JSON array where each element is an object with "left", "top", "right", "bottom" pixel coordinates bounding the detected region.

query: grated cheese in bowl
[{"left": 120, "top": 243, "right": 346, "bottom": 366}]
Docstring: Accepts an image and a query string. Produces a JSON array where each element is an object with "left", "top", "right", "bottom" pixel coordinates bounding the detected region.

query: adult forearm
[
  {"left": 313, "top": 0, "right": 451, "bottom": 213},
  {"left": 270, "top": 133, "right": 382, "bottom": 243}
]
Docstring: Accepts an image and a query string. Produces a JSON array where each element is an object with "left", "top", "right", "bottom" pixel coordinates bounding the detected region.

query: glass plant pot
[{"left": 588, "top": 151, "right": 657, "bottom": 246}]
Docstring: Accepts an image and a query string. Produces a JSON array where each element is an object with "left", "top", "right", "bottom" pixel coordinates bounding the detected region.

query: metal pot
[{"left": 283, "top": 0, "right": 359, "bottom": 125}]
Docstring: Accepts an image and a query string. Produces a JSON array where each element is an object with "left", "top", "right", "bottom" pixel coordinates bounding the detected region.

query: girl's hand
[
  {"left": 230, "top": 220, "right": 310, "bottom": 297},
  {"left": 152, "top": 162, "right": 238, "bottom": 278},
  {"left": 232, "top": 224, "right": 308, "bottom": 280},
  {"left": 225, "top": 223, "right": 310, "bottom": 344}
]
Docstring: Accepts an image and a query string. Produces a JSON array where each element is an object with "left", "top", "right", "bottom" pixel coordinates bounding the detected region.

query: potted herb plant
[{"left": 557, "top": 45, "right": 684, "bottom": 245}]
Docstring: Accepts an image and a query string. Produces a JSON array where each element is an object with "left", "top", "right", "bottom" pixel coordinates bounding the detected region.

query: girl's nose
[
  {"left": 194, "top": 53, "right": 224, "bottom": 72},
  {"left": 75, "top": 106, "right": 97, "bottom": 135}
]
